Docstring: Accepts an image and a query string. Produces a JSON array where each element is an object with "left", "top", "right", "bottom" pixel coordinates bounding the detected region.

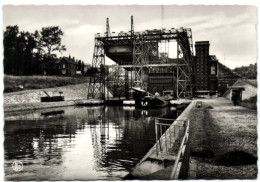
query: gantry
[{"left": 87, "top": 16, "right": 196, "bottom": 100}]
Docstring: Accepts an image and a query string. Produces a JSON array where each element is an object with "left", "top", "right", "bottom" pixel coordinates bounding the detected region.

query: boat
[
  {"left": 137, "top": 96, "right": 169, "bottom": 107},
  {"left": 162, "top": 90, "right": 175, "bottom": 101},
  {"left": 128, "top": 87, "right": 170, "bottom": 108},
  {"left": 40, "top": 90, "right": 64, "bottom": 102},
  {"left": 41, "top": 96, "right": 64, "bottom": 102}
]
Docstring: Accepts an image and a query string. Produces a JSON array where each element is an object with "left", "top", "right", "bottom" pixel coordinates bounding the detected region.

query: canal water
[{"left": 4, "top": 106, "right": 182, "bottom": 180}]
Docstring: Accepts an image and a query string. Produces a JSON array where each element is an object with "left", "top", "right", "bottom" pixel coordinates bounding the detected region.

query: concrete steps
[
  {"left": 139, "top": 158, "right": 197, "bottom": 180},
  {"left": 140, "top": 165, "right": 173, "bottom": 180}
]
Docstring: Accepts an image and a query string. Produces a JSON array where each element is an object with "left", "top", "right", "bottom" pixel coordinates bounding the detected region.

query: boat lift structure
[{"left": 87, "top": 16, "right": 196, "bottom": 100}]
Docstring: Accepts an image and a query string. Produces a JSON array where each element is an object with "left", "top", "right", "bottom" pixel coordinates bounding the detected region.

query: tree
[
  {"left": 3, "top": 25, "right": 67, "bottom": 75},
  {"left": 3, "top": 25, "right": 19, "bottom": 74},
  {"left": 39, "top": 26, "right": 66, "bottom": 57},
  {"left": 233, "top": 63, "right": 257, "bottom": 79},
  {"left": 22, "top": 31, "right": 38, "bottom": 75},
  {"left": 4, "top": 25, "right": 38, "bottom": 75}
]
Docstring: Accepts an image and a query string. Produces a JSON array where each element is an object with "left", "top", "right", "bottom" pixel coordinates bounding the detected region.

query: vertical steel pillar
[
  {"left": 131, "top": 15, "right": 134, "bottom": 37},
  {"left": 176, "top": 29, "right": 194, "bottom": 98},
  {"left": 133, "top": 35, "right": 144, "bottom": 88},
  {"left": 187, "top": 29, "right": 197, "bottom": 96},
  {"left": 87, "top": 38, "right": 106, "bottom": 99},
  {"left": 125, "top": 69, "right": 129, "bottom": 98},
  {"left": 106, "top": 17, "right": 110, "bottom": 37}
]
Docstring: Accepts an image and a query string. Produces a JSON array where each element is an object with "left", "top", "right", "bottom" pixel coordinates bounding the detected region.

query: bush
[{"left": 240, "top": 95, "right": 257, "bottom": 110}]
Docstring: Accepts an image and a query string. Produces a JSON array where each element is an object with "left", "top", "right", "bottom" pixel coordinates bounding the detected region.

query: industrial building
[{"left": 193, "top": 41, "right": 240, "bottom": 97}]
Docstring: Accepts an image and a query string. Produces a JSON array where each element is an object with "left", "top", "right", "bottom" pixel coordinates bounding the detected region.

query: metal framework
[
  {"left": 88, "top": 16, "right": 196, "bottom": 100},
  {"left": 87, "top": 39, "right": 106, "bottom": 99},
  {"left": 176, "top": 29, "right": 194, "bottom": 98}
]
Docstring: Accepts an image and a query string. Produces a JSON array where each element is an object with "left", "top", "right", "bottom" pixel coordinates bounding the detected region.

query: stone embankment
[{"left": 4, "top": 83, "right": 107, "bottom": 112}]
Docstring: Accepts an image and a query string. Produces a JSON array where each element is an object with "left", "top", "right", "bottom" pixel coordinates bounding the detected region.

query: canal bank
[
  {"left": 189, "top": 97, "right": 257, "bottom": 179},
  {"left": 130, "top": 100, "right": 195, "bottom": 179},
  {"left": 4, "top": 99, "right": 104, "bottom": 112},
  {"left": 4, "top": 83, "right": 108, "bottom": 112},
  {"left": 129, "top": 97, "right": 257, "bottom": 179}
]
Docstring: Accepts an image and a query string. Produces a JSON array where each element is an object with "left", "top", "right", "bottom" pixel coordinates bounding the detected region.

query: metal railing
[
  {"left": 170, "top": 120, "right": 190, "bottom": 179},
  {"left": 154, "top": 118, "right": 190, "bottom": 179},
  {"left": 155, "top": 118, "right": 186, "bottom": 156}
]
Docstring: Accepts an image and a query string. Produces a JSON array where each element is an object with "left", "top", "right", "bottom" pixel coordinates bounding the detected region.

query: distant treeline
[
  {"left": 233, "top": 63, "right": 257, "bottom": 79},
  {"left": 3, "top": 25, "right": 84, "bottom": 76}
]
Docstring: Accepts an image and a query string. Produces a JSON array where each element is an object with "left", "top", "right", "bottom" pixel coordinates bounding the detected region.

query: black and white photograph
[{"left": 1, "top": 1, "right": 258, "bottom": 180}]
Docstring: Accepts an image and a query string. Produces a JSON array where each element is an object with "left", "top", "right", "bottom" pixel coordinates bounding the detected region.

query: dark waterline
[{"left": 4, "top": 106, "right": 181, "bottom": 180}]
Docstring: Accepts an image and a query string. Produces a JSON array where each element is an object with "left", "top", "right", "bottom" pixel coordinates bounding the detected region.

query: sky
[{"left": 2, "top": 5, "right": 257, "bottom": 69}]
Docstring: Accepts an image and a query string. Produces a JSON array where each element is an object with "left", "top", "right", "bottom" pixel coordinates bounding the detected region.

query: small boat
[
  {"left": 41, "top": 96, "right": 64, "bottom": 102},
  {"left": 162, "top": 90, "right": 175, "bottom": 101},
  {"left": 137, "top": 96, "right": 169, "bottom": 107},
  {"left": 123, "top": 100, "right": 135, "bottom": 105},
  {"left": 128, "top": 87, "right": 169, "bottom": 108},
  {"left": 41, "top": 90, "right": 64, "bottom": 102},
  {"left": 169, "top": 99, "right": 191, "bottom": 105}
]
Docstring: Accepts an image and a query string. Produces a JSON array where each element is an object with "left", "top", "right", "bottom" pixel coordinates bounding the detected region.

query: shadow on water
[
  {"left": 41, "top": 110, "right": 64, "bottom": 117},
  {"left": 4, "top": 105, "right": 183, "bottom": 180}
]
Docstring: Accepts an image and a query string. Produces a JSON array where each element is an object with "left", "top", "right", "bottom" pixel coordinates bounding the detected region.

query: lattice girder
[{"left": 87, "top": 38, "right": 106, "bottom": 99}]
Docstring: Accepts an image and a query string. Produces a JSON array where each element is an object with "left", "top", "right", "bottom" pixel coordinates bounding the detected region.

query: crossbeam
[
  {"left": 106, "top": 63, "right": 177, "bottom": 68},
  {"left": 96, "top": 28, "right": 190, "bottom": 42}
]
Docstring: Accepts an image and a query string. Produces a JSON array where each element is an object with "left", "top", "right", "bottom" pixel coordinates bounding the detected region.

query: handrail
[
  {"left": 156, "top": 118, "right": 175, "bottom": 121},
  {"left": 156, "top": 118, "right": 186, "bottom": 121},
  {"left": 155, "top": 118, "right": 188, "bottom": 157},
  {"left": 170, "top": 120, "right": 190, "bottom": 179}
]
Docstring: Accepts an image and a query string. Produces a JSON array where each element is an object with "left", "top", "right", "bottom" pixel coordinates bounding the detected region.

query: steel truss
[
  {"left": 133, "top": 36, "right": 149, "bottom": 90},
  {"left": 88, "top": 19, "right": 195, "bottom": 99},
  {"left": 176, "top": 29, "right": 194, "bottom": 98},
  {"left": 87, "top": 38, "right": 106, "bottom": 99}
]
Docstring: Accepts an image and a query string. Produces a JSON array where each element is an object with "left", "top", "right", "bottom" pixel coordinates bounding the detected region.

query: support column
[
  {"left": 176, "top": 29, "right": 194, "bottom": 98},
  {"left": 133, "top": 36, "right": 144, "bottom": 89},
  {"left": 87, "top": 38, "right": 106, "bottom": 99}
]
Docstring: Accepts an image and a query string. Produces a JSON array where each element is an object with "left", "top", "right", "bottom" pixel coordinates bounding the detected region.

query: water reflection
[{"left": 4, "top": 106, "right": 182, "bottom": 180}]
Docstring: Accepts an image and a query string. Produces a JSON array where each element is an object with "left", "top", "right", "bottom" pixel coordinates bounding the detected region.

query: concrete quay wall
[
  {"left": 4, "top": 99, "right": 104, "bottom": 113},
  {"left": 131, "top": 100, "right": 196, "bottom": 178},
  {"left": 3, "top": 83, "right": 112, "bottom": 112}
]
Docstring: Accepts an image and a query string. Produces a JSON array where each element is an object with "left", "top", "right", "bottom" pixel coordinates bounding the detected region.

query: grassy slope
[
  {"left": 189, "top": 99, "right": 257, "bottom": 179},
  {"left": 240, "top": 95, "right": 257, "bottom": 110},
  {"left": 4, "top": 75, "right": 89, "bottom": 93}
]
